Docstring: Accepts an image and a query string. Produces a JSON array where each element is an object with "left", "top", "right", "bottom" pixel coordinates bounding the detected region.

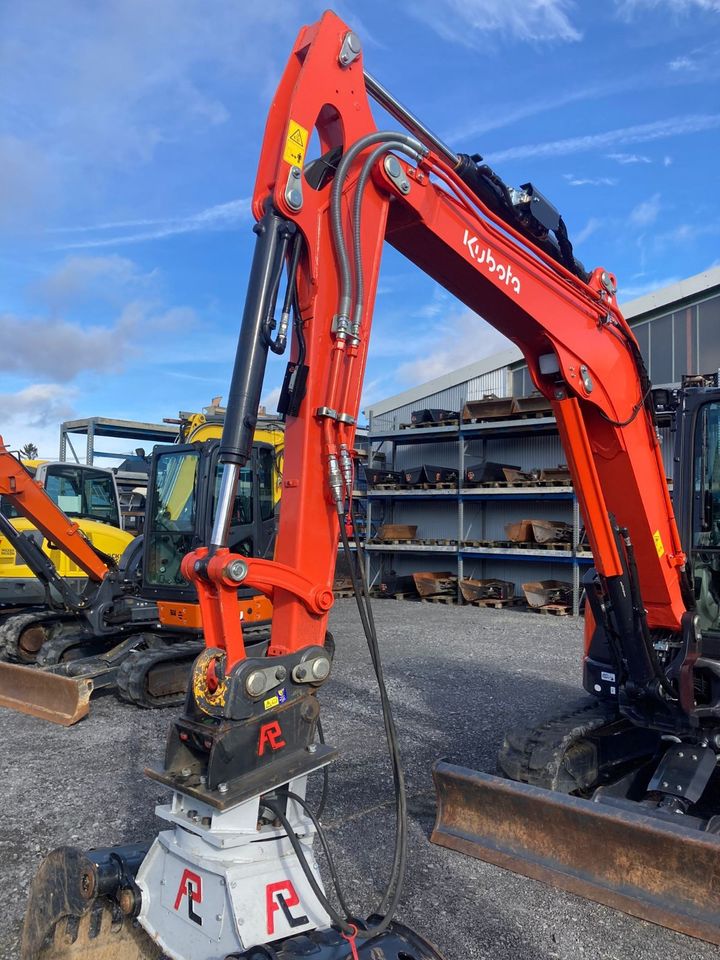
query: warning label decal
[
  {"left": 653, "top": 530, "right": 665, "bottom": 558},
  {"left": 283, "top": 119, "right": 309, "bottom": 168}
]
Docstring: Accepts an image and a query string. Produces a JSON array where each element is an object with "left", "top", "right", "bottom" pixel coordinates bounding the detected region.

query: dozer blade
[
  {"left": 431, "top": 760, "right": 720, "bottom": 946},
  {"left": 0, "top": 661, "right": 92, "bottom": 725}
]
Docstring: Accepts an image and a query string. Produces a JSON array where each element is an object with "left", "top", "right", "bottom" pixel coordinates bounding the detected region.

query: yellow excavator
[{"left": 0, "top": 410, "right": 284, "bottom": 723}]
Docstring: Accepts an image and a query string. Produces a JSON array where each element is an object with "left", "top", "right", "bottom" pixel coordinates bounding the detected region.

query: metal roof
[
  {"left": 365, "top": 345, "right": 522, "bottom": 417},
  {"left": 621, "top": 265, "right": 720, "bottom": 320},
  {"left": 61, "top": 417, "right": 178, "bottom": 443}
]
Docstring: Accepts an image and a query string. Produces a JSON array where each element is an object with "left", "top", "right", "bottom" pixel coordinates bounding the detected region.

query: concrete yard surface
[{"left": 0, "top": 599, "right": 714, "bottom": 960}]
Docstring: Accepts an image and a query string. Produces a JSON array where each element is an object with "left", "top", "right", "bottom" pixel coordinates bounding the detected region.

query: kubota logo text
[
  {"left": 463, "top": 230, "right": 521, "bottom": 295},
  {"left": 174, "top": 868, "right": 203, "bottom": 926},
  {"left": 266, "top": 880, "right": 309, "bottom": 935}
]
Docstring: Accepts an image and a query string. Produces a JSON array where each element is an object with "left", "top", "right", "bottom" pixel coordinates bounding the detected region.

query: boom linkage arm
[
  {"left": 193, "top": 12, "right": 687, "bottom": 693},
  {"left": 0, "top": 439, "right": 110, "bottom": 586}
]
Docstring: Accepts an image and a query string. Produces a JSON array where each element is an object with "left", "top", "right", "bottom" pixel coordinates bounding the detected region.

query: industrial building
[{"left": 363, "top": 266, "right": 720, "bottom": 612}]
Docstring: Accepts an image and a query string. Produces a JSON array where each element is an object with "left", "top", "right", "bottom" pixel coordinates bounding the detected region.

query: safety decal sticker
[
  {"left": 283, "top": 119, "right": 309, "bottom": 168},
  {"left": 264, "top": 687, "right": 288, "bottom": 711},
  {"left": 653, "top": 530, "right": 665, "bottom": 558},
  {"left": 601, "top": 671, "right": 616, "bottom": 682}
]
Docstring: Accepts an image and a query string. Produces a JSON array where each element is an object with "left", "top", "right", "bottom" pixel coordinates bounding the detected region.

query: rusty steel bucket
[
  {"left": 0, "top": 662, "right": 92, "bottom": 725},
  {"left": 431, "top": 760, "right": 720, "bottom": 945}
]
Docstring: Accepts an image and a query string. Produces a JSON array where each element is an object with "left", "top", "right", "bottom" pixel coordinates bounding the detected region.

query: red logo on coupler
[
  {"left": 266, "top": 880, "right": 309, "bottom": 934},
  {"left": 258, "top": 720, "right": 286, "bottom": 756},
  {"left": 174, "top": 868, "right": 203, "bottom": 926}
]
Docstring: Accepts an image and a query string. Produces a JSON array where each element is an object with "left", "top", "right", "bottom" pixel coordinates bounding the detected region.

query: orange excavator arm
[
  {"left": 187, "top": 11, "right": 689, "bottom": 707},
  {"left": 0, "top": 437, "right": 110, "bottom": 583}
]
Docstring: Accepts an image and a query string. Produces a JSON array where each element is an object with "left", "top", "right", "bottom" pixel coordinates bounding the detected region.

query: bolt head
[
  {"left": 399, "top": 180, "right": 411, "bottom": 194},
  {"left": 312, "top": 657, "right": 330, "bottom": 680},
  {"left": 181, "top": 767, "right": 191, "bottom": 778},
  {"left": 287, "top": 188, "right": 303, "bottom": 210},
  {"left": 678, "top": 751, "right": 684, "bottom": 758},
  {"left": 307, "top": 743, "right": 318, "bottom": 754},
  {"left": 275, "top": 666, "right": 287, "bottom": 682},
  {"left": 246, "top": 670, "right": 266, "bottom": 696},
  {"left": 290, "top": 166, "right": 301, "bottom": 178},
  {"left": 218, "top": 782, "right": 229, "bottom": 794},
  {"left": 224, "top": 558, "right": 248, "bottom": 583},
  {"left": 384, "top": 155, "right": 402, "bottom": 179}
]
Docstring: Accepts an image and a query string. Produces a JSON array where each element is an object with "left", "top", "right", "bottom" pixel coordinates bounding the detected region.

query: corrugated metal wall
[{"left": 369, "top": 367, "right": 509, "bottom": 432}]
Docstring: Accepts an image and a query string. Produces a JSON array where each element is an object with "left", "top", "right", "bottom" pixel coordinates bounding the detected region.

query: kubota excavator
[{"left": 20, "top": 10, "right": 720, "bottom": 958}]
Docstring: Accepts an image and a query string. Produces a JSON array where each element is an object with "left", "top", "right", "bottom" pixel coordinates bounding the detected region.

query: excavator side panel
[{"left": 432, "top": 761, "right": 720, "bottom": 945}]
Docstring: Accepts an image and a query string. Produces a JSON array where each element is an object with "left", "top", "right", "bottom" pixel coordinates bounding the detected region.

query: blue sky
[{"left": 1, "top": 0, "right": 719, "bottom": 456}]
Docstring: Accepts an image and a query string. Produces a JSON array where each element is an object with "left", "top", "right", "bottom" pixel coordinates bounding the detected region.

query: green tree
[{"left": 20, "top": 442, "right": 39, "bottom": 459}]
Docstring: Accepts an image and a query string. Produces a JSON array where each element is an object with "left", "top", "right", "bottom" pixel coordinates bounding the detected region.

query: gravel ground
[{"left": 0, "top": 599, "right": 715, "bottom": 960}]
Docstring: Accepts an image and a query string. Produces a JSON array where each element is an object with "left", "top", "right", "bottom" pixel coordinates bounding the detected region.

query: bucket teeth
[{"left": 21, "top": 847, "right": 160, "bottom": 960}]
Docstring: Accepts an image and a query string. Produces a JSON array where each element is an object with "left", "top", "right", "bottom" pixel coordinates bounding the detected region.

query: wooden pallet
[
  {"left": 466, "top": 479, "right": 573, "bottom": 489},
  {"left": 333, "top": 588, "right": 355, "bottom": 599},
  {"left": 467, "top": 597, "right": 525, "bottom": 609},
  {"left": 533, "top": 603, "right": 572, "bottom": 616},
  {"left": 420, "top": 595, "right": 457, "bottom": 605}
]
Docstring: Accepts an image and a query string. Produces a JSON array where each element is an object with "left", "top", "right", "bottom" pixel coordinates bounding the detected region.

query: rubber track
[
  {"left": 0, "top": 612, "right": 57, "bottom": 663},
  {"left": 498, "top": 698, "right": 618, "bottom": 794},
  {"left": 115, "top": 625, "right": 271, "bottom": 709},
  {"left": 35, "top": 631, "right": 98, "bottom": 668},
  {"left": 115, "top": 640, "right": 204, "bottom": 708}
]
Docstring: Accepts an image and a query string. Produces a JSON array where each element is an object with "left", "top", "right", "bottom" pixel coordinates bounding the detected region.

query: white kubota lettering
[{"left": 463, "top": 230, "right": 521, "bottom": 296}]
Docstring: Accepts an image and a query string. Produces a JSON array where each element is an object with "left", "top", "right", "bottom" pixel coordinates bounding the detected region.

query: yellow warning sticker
[
  {"left": 264, "top": 694, "right": 279, "bottom": 711},
  {"left": 653, "top": 530, "right": 665, "bottom": 558},
  {"left": 283, "top": 119, "right": 309, "bottom": 168}
]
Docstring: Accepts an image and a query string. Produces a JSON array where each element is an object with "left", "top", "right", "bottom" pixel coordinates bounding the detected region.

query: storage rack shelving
[{"left": 363, "top": 414, "right": 593, "bottom": 614}]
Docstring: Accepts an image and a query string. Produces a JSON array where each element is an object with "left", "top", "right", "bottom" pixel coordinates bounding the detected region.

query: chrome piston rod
[{"left": 363, "top": 70, "right": 459, "bottom": 167}]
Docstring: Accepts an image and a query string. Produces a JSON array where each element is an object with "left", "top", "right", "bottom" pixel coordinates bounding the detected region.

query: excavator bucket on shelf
[
  {"left": 431, "top": 760, "right": 720, "bottom": 946},
  {"left": 0, "top": 662, "right": 92, "bottom": 725}
]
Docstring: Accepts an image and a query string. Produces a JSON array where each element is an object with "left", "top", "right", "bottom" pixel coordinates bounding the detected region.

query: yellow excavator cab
[{"left": 0, "top": 462, "right": 133, "bottom": 607}]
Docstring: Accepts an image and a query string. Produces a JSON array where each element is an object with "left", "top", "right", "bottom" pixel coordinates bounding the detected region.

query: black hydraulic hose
[
  {"left": 268, "top": 232, "right": 303, "bottom": 355},
  {"left": 341, "top": 508, "right": 407, "bottom": 924},
  {"left": 281, "top": 788, "right": 354, "bottom": 917},
  {"left": 263, "top": 796, "right": 353, "bottom": 934},
  {"left": 351, "top": 141, "right": 421, "bottom": 334},
  {"left": 330, "top": 131, "right": 424, "bottom": 322}
]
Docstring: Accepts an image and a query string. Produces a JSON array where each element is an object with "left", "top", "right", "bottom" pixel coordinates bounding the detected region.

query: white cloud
[
  {"left": 669, "top": 55, "right": 696, "bottom": 71},
  {"left": 574, "top": 217, "right": 604, "bottom": 244},
  {"left": 0, "top": 384, "right": 78, "bottom": 457},
  {"left": 390, "top": 309, "right": 513, "bottom": 386},
  {"left": 616, "top": 0, "right": 720, "bottom": 17},
  {"left": 606, "top": 152, "right": 652, "bottom": 164},
  {"left": 261, "top": 386, "right": 282, "bottom": 413},
  {"left": 410, "top": 0, "right": 582, "bottom": 47},
  {"left": 0, "top": 301, "right": 197, "bottom": 382},
  {"left": 53, "top": 199, "right": 250, "bottom": 250},
  {"left": 486, "top": 113, "right": 720, "bottom": 163},
  {"left": 563, "top": 174, "right": 618, "bottom": 187},
  {"left": 37, "top": 255, "right": 155, "bottom": 308},
  {"left": 629, "top": 193, "right": 661, "bottom": 227}
]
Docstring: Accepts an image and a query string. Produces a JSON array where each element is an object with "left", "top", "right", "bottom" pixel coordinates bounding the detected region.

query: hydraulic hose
[{"left": 330, "top": 132, "right": 424, "bottom": 324}]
